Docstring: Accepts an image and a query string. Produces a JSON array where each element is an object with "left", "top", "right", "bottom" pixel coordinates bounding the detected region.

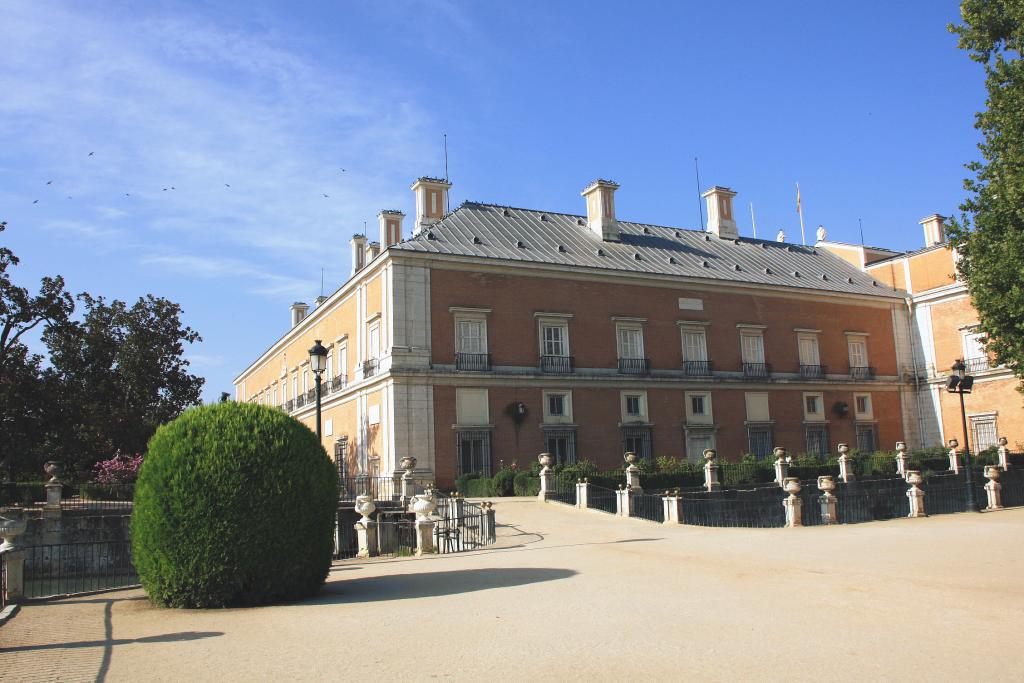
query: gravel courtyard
[{"left": 3, "top": 499, "right": 1023, "bottom": 682}]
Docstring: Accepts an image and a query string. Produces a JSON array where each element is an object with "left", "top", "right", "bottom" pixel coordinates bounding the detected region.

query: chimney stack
[
  {"left": 702, "top": 186, "right": 738, "bottom": 239},
  {"left": 290, "top": 301, "right": 309, "bottom": 328},
  {"left": 920, "top": 214, "right": 946, "bottom": 247},
  {"left": 411, "top": 177, "right": 451, "bottom": 236},
  {"left": 378, "top": 209, "right": 405, "bottom": 248},
  {"left": 314, "top": 295, "right": 328, "bottom": 308},
  {"left": 581, "top": 179, "right": 620, "bottom": 241},
  {"left": 350, "top": 234, "right": 367, "bottom": 276},
  {"left": 366, "top": 241, "right": 381, "bottom": 262}
]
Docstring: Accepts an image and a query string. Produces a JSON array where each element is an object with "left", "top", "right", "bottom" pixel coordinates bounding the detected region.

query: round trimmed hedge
[{"left": 131, "top": 402, "right": 338, "bottom": 608}]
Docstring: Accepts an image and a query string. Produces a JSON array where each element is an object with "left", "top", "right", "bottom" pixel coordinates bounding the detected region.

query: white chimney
[
  {"left": 366, "top": 241, "right": 381, "bottom": 262},
  {"left": 290, "top": 301, "right": 309, "bottom": 328},
  {"left": 411, "top": 177, "right": 451, "bottom": 236},
  {"left": 702, "top": 186, "right": 738, "bottom": 239},
  {"left": 920, "top": 214, "right": 946, "bottom": 247},
  {"left": 314, "top": 295, "right": 327, "bottom": 308},
  {"left": 350, "top": 234, "right": 367, "bottom": 276},
  {"left": 378, "top": 209, "right": 405, "bottom": 248},
  {"left": 581, "top": 179, "right": 620, "bottom": 241}
]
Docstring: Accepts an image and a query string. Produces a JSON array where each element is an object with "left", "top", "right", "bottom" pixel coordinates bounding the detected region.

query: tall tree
[
  {"left": 44, "top": 294, "right": 205, "bottom": 474},
  {"left": 947, "top": 1, "right": 1024, "bottom": 385}
]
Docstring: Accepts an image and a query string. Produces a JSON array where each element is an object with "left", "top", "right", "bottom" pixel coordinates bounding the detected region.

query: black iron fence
[
  {"left": 680, "top": 489, "right": 785, "bottom": 528},
  {"left": 618, "top": 358, "right": 650, "bottom": 375},
  {"left": 23, "top": 541, "right": 138, "bottom": 599},
  {"left": 540, "top": 355, "right": 574, "bottom": 373},
  {"left": 799, "top": 364, "right": 827, "bottom": 379},
  {"left": 547, "top": 476, "right": 576, "bottom": 506},
  {"left": 339, "top": 475, "right": 401, "bottom": 502},
  {"left": 742, "top": 362, "right": 771, "bottom": 379},
  {"left": 434, "top": 501, "right": 490, "bottom": 554},
  {"left": 60, "top": 482, "right": 134, "bottom": 513},
  {"left": 682, "top": 360, "right": 713, "bottom": 376},
  {"left": 630, "top": 492, "right": 665, "bottom": 523},
  {"left": 587, "top": 485, "right": 618, "bottom": 514},
  {"left": 455, "top": 352, "right": 492, "bottom": 371},
  {"left": 849, "top": 365, "right": 876, "bottom": 380},
  {"left": 377, "top": 512, "right": 417, "bottom": 558}
]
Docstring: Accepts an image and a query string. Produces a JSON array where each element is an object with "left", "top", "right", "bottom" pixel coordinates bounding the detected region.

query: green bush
[
  {"left": 80, "top": 482, "right": 135, "bottom": 501},
  {"left": 513, "top": 470, "right": 540, "bottom": 496},
  {"left": 455, "top": 472, "right": 481, "bottom": 495},
  {"left": 492, "top": 467, "right": 517, "bottom": 496},
  {"left": 464, "top": 477, "right": 495, "bottom": 497},
  {"left": 131, "top": 403, "right": 338, "bottom": 608}
]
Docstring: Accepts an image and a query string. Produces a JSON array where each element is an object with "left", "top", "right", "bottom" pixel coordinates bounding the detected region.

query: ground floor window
[
  {"left": 804, "top": 425, "right": 830, "bottom": 458},
  {"left": 746, "top": 425, "right": 773, "bottom": 460},
  {"left": 971, "top": 417, "right": 998, "bottom": 451},
  {"left": 544, "top": 428, "right": 577, "bottom": 466},
  {"left": 855, "top": 423, "right": 877, "bottom": 454},
  {"left": 622, "top": 426, "right": 652, "bottom": 462},
  {"left": 457, "top": 430, "right": 492, "bottom": 477},
  {"left": 684, "top": 429, "right": 716, "bottom": 462}
]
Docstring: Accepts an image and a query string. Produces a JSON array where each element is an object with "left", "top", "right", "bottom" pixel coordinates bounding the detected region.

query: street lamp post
[
  {"left": 946, "top": 359, "right": 977, "bottom": 511},
  {"left": 309, "top": 339, "right": 328, "bottom": 442}
]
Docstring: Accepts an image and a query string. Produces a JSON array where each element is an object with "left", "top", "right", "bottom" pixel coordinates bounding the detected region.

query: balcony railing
[
  {"left": 306, "top": 388, "right": 316, "bottom": 402},
  {"left": 743, "top": 362, "right": 772, "bottom": 379},
  {"left": 799, "top": 364, "right": 827, "bottom": 379},
  {"left": 540, "top": 355, "right": 574, "bottom": 374},
  {"left": 328, "top": 375, "right": 347, "bottom": 392},
  {"left": 295, "top": 393, "right": 306, "bottom": 408},
  {"left": 455, "top": 352, "right": 492, "bottom": 371},
  {"left": 282, "top": 399, "right": 294, "bottom": 412},
  {"left": 849, "top": 365, "right": 876, "bottom": 380},
  {"left": 963, "top": 356, "right": 991, "bottom": 373},
  {"left": 682, "top": 360, "right": 713, "bottom": 377},
  {"left": 618, "top": 357, "right": 651, "bottom": 375},
  {"left": 362, "top": 358, "right": 378, "bottom": 378}
]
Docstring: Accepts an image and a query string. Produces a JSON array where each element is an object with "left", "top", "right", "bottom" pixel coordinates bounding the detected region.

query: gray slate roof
[{"left": 391, "top": 201, "right": 903, "bottom": 299}]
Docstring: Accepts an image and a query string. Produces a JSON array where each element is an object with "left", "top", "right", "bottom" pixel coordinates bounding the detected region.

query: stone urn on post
[
  {"left": 837, "top": 443, "right": 855, "bottom": 483},
  {"left": 43, "top": 460, "right": 65, "bottom": 509},
  {"left": 817, "top": 475, "right": 838, "bottom": 524},
  {"left": 0, "top": 513, "right": 27, "bottom": 552},
  {"left": 0, "top": 512, "right": 27, "bottom": 602},
  {"left": 538, "top": 452, "right": 554, "bottom": 501},
  {"left": 703, "top": 449, "right": 721, "bottom": 492},
  {"left": 984, "top": 465, "right": 1003, "bottom": 511},
  {"left": 400, "top": 455, "right": 417, "bottom": 502},
  {"left": 353, "top": 494, "right": 378, "bottom": 558},
  {"left": 773, "top": 447, "right": 789, "bottom": 487},
  {"left": 948, "top": 438, "right": 961, "bottom": 474},
  {"left": 354, "top": 494, "right": 376, "bottom": 524},
  {"left": 894, "top": 442, "right": 909, "bottom": 477},
  {"left": 905, "top": 470, "right": 926, "bottom": 518},
  {"left": 783, "top": 477, "right": 802, "bottom": 527},
  {"left": 412, "top": 491, "right": 438, "bottom": 556},
  {"left": 624, "top": 452, "right": 642, "bottom": 492},
  {"left": 997, "top": 436, "right": 1010, "bottom": 471}
]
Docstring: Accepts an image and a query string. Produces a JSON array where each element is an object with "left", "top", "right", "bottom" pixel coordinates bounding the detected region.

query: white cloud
[{"left": 141, "top": 252, "right": 313, "bottom": 298}]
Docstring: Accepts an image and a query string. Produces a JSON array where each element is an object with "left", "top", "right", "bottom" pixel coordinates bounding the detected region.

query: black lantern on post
[
  {"left": 309, "top": 339, "right": 328, "bottom": 441},
  {"left": 947, "top": 358, "right": 977, "bottom": 511}
]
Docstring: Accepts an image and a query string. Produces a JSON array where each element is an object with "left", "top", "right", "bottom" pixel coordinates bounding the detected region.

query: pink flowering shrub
[{"left": 93, "top": 452, "right": 144, "bottom": 485}]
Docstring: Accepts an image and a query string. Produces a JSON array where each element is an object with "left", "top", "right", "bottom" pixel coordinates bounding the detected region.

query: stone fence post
[
  {"left": 400, "top": 455, "right": 417, "bottom": 506},
  {"left": 773, "top": 447, "right": 790, "bottom": 488},
  {"left": 837, "top": 443, "right": 855, "bottom": 483},
  {"left": 906, "top": 471, "right": 926, "bottom": 518},
  {"left": 624, "top": 452, "right": 642, "bottom": 492},
  {"left": 411, "top": 492, "right": 437, "bottom": 555},
  {"left": 43, "top": 461, "right": 64, "bottom": 515},
  {"left": 480, "top": 502, "right": 497, "bottom": 543},
  {"left": 998, "top": 437, "right": 1010, "bottom": 471},
  {"left": 984, "top": 466, "right": 1003, "bottom": 511},
  {"left": 1, "top": 512, "right": 28, "bottom": 603},
  {"left": 615, "top": 485, "right": 632, "bottom": 517},
  {"left": 576, "top": 480, "right": 590, "bottom": 509},
  {"left": 354, "top": 495, "right": 378, "bottom": 558},
  {"left": 948, "top": 439, "right": 961, "bottom": 474},
  {"left": 538, "top": 453, "right": 554, "bottom": 501},
  {"left": 662, "top": 490, "right": 683, "bottom": 524},
  {"left": 818, "top": 476, "right": 838, "bottom": 524},
  {"left": 703, "top": 450, "right": 721, "bottom": 492},
  {"left": 783, "top": 478, "right": 802, "bottom": 527},
  {"left": 894, "top": 442, "right": 909, "bottom": 478}
]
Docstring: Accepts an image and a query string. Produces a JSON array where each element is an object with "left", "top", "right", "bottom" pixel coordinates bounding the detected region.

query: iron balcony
[
  {"left": 540, "top": 355, "right": 574, "bottom": 374},
  {"left": 682, "top": 360, "right": 713, "bottom": 377},
  {"left": 743, "top": 362, "right": 772, "bottom": 379},
  {"left": 849, "top": 365, "right": 876, "bottom": 380},
  {"left": 618, "top": 357, "right": 651, "bottom": 375},
  {"left": 799, "top": 364, "right": 827, "bottom": 379},
  {"left": 455, "top": 352, "right": 492, "bottom": 371}
]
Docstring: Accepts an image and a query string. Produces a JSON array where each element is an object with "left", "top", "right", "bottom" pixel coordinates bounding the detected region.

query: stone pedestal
[
  {"left": 615, "top": 487, "right": 632, "bottom": 517},
  {"left": 662, "top": 492, "right": 683, "bottom": 524},
  {"left": 998, "top": 437, "right": 1010, "bottom": 471},
  {"left": 576, "top": 481, "right": 590, "bottom": 509},
  {"left": 538, "top": 453, "right": 554, "bottom": 501},
  {"left": 0, "top": 514, "right": 27, "bottom": 602},
  {"left": 783, "top": 478, "right": 802, "bottom": 528},
  {"left": 481, "top": 503, "right": 497, "bottom": 543},
  {"left": 837, "top": 443, "right": 855, "bottom": 483},
  {"left": 355, "top": 520, "right": 378, "bottom": 558},
  {"left": 44, "top": 482, "right": 62, "bottom": 509},
  {"left": 773, "top": 447, "right": 790, "bottom": 488},
  {"left": 703, "top": 450, "right": 721, "bottom": 492},
  {"left": 623, "top": 452, "right": 641, "bottom": 492},
  {"left": 415, "top": 519, "right": 436, "bottom": 556},
  {"left": 817, "top": 476, "right": 837, "bottom": 525},
  {"left": 948, "top": 440, "right": 961, "bottom": 474},
  {"left": 895, "top": 442, "right": 909, "bottom": 477},
  {"left": 906, "top": 471, "right": 926, "bottom": 518},
  {"left": 984, "top": 466, "right": 1003, "bottom": 511}
]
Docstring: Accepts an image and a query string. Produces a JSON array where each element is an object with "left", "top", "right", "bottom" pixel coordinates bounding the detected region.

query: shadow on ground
[{"left": 314, "top": 567, "right": 577, "bottom": 604}]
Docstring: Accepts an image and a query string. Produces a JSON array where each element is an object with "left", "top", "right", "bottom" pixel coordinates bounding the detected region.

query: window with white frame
[
  {"left": 854, "top": 393, "right": 873, "bottom": 419},
  {"left": 616, "top": 324, "right": 645, "bottom": 359},
  {"left": 367, "top": 323, "right": 381, "bottom": 361},
  {"left": 543, "top": 390, "right": 573, "bottom": 424},
  {"left": 971, "top": 415, "right": 998, "bottom": 451},
  {"left": 685, "top": 391, "right": 713, "bottom": 425},
  {"left": 457, "top": 318, "right": 487, "bottom": 354},
  {"left": 797, "top": 332, "right": 821, "bottom": 366},
  {"left": 621, "top": 391, "right": 647, "bottom": 422},
  {"left": 292, "top": 372, "right": 298, "bottom": 400},
  {"left": 803, "top": 392, "right": 824, "bottom": 421},
  {"left": 847, "top": 335, "right": 869, "bottom": 368},
  {"left": 541, "top": 322, "right": 569, "bottom": 357},
  {"left": 326, "top": 353, "right": 333, "bottom": 382},
  {"left": 962, "top": 329, "right": 985, "bottom": 359},
  {"left": 273, "top": 384, "right": 278, "bottom": 406},
  {"left": 302, "top": 368, "right": 309, "bottom": 394},
  {"left": 681, "top": 327, "right": 708, "bottom": 362},
  {"left": 685, "top": 431, "right": 716, "bottom": 462},
  {"left": 740, "top": 330, "right": 765, "bottom": 364},
  {"left": 338, "top": 343, "right": 348, "bottom": 379}
]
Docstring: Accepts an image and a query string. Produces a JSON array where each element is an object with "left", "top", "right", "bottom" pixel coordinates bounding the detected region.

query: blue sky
[{"left": 0, "top": 1, "right": 983, "bottom": 401}]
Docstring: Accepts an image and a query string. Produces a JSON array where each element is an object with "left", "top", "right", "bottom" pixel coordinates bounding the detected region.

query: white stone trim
[{"left": 449, "top": 306, "right": 493, "bottom": 314}]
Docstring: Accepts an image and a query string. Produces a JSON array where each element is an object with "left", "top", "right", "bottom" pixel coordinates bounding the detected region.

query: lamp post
[
  {"left": 946, "top": 358, "right": 977, "bottom": 511},
  {"left": 309, "top": 339, "right": 328, "bottom": 441}
]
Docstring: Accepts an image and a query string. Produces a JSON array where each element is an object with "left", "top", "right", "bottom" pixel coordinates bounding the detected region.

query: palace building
[{"left": 234, "top": 176, "right": 1021, "bottom": 487}]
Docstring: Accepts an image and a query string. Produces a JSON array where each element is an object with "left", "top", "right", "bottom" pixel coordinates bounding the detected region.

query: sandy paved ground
[{"left": 3, "top": 499, "right": 1024, "bottom": 682}]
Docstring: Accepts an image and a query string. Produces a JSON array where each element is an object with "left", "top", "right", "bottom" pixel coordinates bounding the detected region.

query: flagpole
[
  {"left": 797, "top": 182, "right": 806, "bottom": 245},
  {"left": 750, "top": 202, "right": 757, "bottom": 238}
]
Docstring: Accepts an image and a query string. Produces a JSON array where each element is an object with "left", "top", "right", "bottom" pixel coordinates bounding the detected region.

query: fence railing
[
  {"left": 630, "top": 492, "right": 665, "bottom": 523},
  {"left": 799, "top": 364, "right": 827, "bottom": 379},
  {"left": 455, "top": 352, "right": 492, "bottom": 371},
  {"left": 546, "top": 477, "right": 576, "bottom": 505},
  {"left": 23, "top": 541, "right": 138, "bottom": 599},
  {"left": 377, "top": 513, "right": 417, "bottom": 558},
  {"left": 434, "top": 501, "right": 490, "bottom": 554},
  {"left": 587, "top": 485, "right": 618, "bottom": 514},
  {"left": 617, "top": 358, "right": 650, "bottom": 375},
  {"left": 540, "top": 355, "right": 574, "bottom": 373},
  {"left": 849, "top": 365, "right": 876, "bottom": 380},
  {"left": 742, "top": 362, "right": 771, "bottom": 379},
  {"left": 682, "top": 360, "right": 713, "bottom": 377},
  {"left": 339, "top": 475, "right": 402, "bottom": 502},
  {"left": 60, "top": 483, "right": 134, "bottom": 513}
]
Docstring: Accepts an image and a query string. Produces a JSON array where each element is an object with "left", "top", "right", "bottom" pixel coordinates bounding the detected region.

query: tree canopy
[{"left": 947, "top": 1, "right": 1024, "bottom": 386}]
